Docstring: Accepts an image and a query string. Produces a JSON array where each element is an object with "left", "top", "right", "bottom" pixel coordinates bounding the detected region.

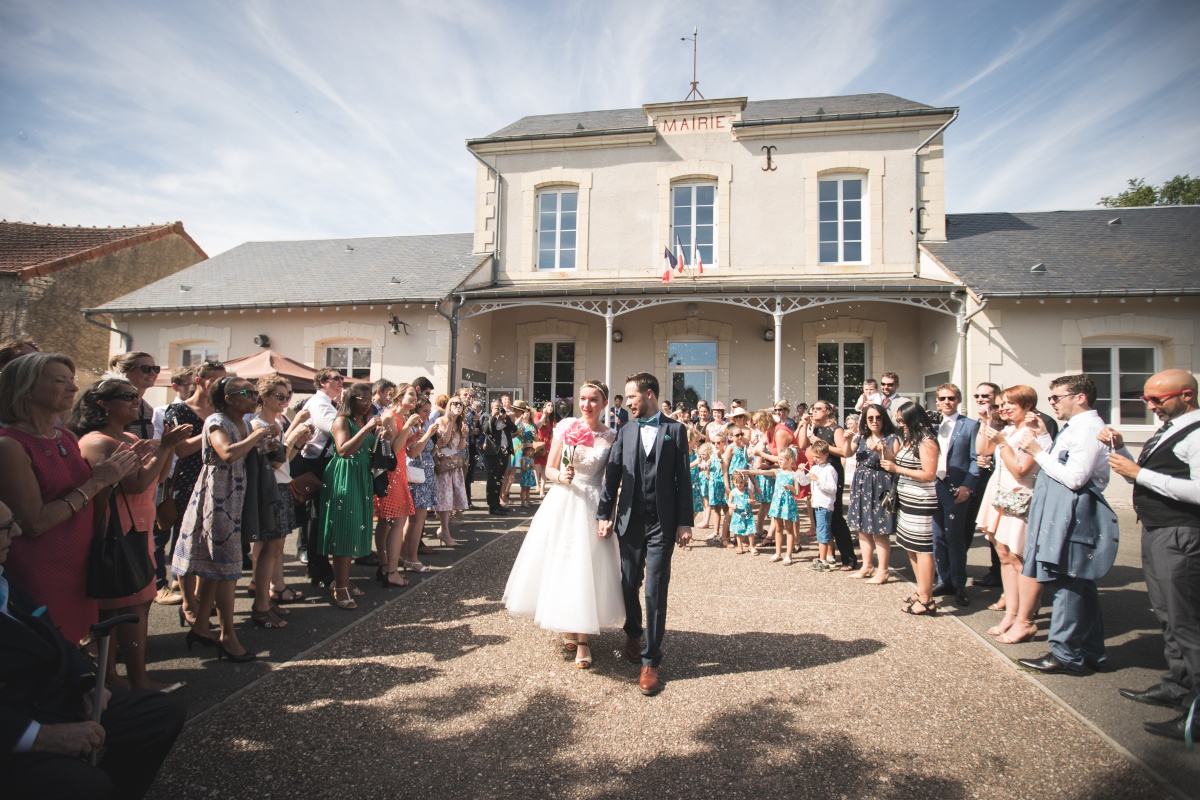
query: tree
[{"left": 1099, "top": 174, "right": 1200, "bottom": 207}]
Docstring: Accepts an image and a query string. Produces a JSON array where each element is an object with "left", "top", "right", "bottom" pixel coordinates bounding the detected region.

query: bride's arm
[{"left": 544, "top": 437, "right": 568, "bottom": 484}]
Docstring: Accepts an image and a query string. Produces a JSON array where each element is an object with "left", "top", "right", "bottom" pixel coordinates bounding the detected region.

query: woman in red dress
[
  {"left": 373, "top": 383, "right": 423, "bottom": 587},
  {"left": 0, "top": 353, "right": 138, "bottom": 644},
  {"left": 533, "top": 402, "right": 555, "bottom": 496}
]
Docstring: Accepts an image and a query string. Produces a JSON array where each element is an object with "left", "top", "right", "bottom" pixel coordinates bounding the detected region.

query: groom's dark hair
[{"left": 626, "top": 371, "right": 659, "bottom": 397}]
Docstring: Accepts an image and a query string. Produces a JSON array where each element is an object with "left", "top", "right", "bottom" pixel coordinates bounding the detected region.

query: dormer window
[{"left": 537, "top": 188, "right": 578, "bottom": 270}]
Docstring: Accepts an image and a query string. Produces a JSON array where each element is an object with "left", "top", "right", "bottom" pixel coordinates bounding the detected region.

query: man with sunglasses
[
  {"left": 1014, "top": 373, "right": 1117, "bottom": 676},
  {"left": 879, "top": 372, "right": 900, "bottom": 409},
  {"left": 1102, "top": 370, "right": 1200, "bottom": 740},
  {"left": 296, "top": 368, "right": 344, "bottom": 583},
  {"left": 929, "top": 384, "right": 981, "bottom": 606}
]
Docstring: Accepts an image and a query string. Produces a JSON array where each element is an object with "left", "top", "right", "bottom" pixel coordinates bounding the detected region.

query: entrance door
[
  {"left": 667, "top": 341, "right": 717, "bottom": 408},
  {"left": 817, "top": 340, "right": 867, "bottom": 423}
]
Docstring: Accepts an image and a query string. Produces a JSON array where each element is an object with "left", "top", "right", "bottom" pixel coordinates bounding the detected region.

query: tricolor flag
[
  {"left": 675, "top": 235, "right": 688, "bottom": 273},
  {"left": 693, "top": 245, "right": 704, "bottom": 275},
  {"left": 661, "top": 246, "right": 676, "bottom": 283}
]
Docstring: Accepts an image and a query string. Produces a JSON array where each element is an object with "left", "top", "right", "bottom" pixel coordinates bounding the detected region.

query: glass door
[{"left": 667, "top": 341, "right": 717, "bottom": 409}]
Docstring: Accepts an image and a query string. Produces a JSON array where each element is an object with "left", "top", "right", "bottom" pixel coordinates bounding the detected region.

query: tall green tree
[{"left": 1099, "top": 174, "right": 1200, "bottom": 207}]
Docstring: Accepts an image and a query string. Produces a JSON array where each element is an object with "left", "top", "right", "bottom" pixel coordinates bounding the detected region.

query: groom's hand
[
  {"left": 597, "top": 519, "right": 613, "bottom": 539},
  {"left": 676, "top": 526, "right": 692, "bottom": 549}
]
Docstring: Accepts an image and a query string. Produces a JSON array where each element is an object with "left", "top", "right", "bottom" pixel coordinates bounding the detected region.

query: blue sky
[{"left": 2, "top": 0, "right": 1197, "bottom": 256}]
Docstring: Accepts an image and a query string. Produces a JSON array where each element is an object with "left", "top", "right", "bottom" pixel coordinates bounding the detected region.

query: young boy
[
  {"left": 854, "top": 379, "right": 886, "bottom": 412},
  {"left": 806, "top": 439, "right": 840, "bottom": 571}
]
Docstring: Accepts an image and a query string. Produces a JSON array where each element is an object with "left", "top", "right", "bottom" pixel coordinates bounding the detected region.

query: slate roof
[
  {"left": 476, "top": 93, "right": 939, "bottom": 142},
  {"left": 91, "top": 233, "right": 484, "bottom": 313},
  {"left": 923, "top": 207, "right": 1200, "bottom": 297},
  {"left": 0, "top": 221, "right": 205, "bottom": 278}
]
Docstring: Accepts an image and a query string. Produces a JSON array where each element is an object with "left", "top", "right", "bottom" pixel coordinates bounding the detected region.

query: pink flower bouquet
[{"left": 560, "top": 419, "right": 595, "bottom": 467}]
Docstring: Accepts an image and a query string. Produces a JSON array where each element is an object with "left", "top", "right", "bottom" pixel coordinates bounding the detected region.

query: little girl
[
  {"left": 727, "top": 471, "right": 756, "bottom": 555},
  {"left": 688, "top": 429, "right": 705, "bottom": 520},
  {"left": 695, "top": 441, "right": 714, "bottom": 529},
  {"left": 518, "top": 444, "right": 536, "bottom": 507},
  {"left": 706, "top": 433, "right": 730, "bottom": 546},
  {"left": 743, "top": 447, "right": 808, "bottom": 565}
]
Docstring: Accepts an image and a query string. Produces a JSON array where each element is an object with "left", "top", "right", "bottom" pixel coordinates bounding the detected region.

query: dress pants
[
  {"left": 1142, "top": 525, "right": 1200, "bottom": 706},
  {"left": 1045, "top": 573, "right": 1107, "bottom": 670},
  {"left": 3, "top": 687, "right": 186, "bottom": 800},
  {"left": 830, "top": 479, "right": 857, "bottom": 567},
  {"left": 932, "top": 479, "right": 970, "bottom": 590},
  {"left": 619, "top": 509, "right": 674, "bottom": 667},
  {"left": 485, "top": 454, "right": 507, "bottom": 510},
  {"left": 300, "top": 456, "right": 333, "bottom": 583},
  {"left": 465, "top": 444, "right": 478, "bottom": 503}
]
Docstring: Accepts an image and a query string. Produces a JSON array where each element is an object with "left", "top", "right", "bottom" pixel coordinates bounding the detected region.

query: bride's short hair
[{"left": 580, "top": 379, "right": 609, "bottom": 402}]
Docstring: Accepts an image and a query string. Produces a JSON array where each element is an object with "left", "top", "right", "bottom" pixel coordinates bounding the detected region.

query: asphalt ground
[{"left": 134, "top": 495, "right": 1197, "bottom": 800}]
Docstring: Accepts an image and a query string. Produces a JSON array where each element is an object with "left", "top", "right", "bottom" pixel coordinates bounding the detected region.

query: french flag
[
  {"left": 693, "top": 244, "right": 704, "bottom": 275},
  {"left": 661, "top": 246, "right": 676, "bottom": 283},
  {"left": 675, "top": 235, "right": 688, "bottom": 274}
]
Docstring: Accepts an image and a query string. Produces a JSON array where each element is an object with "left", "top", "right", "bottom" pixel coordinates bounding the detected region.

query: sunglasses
[
  {"left": 972, "top": 393, "right": 993, "bottom": 399},
  {"left": 106, "top": 391, "right": 140, "bottom": 402},
  {"left": 1046, "top": 393, "right": 1076, "bottom": 405},
  {"left": 449, "top": 401, "right": 464, "bottom": 406},
  {"left": 1141, "top": 389, "right": 1187, "bottom": 406},
  {"left": 270, "top": 392, "right": 292, "bottom": 402},
  {"left": 865, "top": 414, "right": 883, "bottom": 420},
  {"left": 227, "top": 389, "right": 260, "bottom": 399},
  {"left": 325, "top": 375, "right": 345, "bottom": 383},
  {"left": 880, "top": 383, "right": 896, "bottom": 388},
  {"left": 937, "top": 396, "right": 958, "bottom": 402},
  {"left": 134, "top": 364, "right": 162, "bottom": 375}
]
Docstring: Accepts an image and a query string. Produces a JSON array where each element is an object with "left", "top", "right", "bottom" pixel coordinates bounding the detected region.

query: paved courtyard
[{"left": 138, "top": 502, "right": 1197, "bottom": 800}]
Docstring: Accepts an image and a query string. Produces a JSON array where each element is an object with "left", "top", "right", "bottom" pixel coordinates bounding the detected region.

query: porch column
[
  {"left": 773, "top": 297, "right": 783, "bottom": 402},
  {"left": 604, "top": 301, "right": 614, "bottom": 425}
]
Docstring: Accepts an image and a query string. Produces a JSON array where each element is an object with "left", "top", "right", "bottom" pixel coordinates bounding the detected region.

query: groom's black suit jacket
[{"left": 596, "top": 415, "right": 694, "bottom": 535}]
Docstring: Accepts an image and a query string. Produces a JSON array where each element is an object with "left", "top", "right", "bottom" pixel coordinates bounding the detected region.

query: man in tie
[
  {"left": 1016, "top": 373, "right": 1118, "bottom": 675},
  {"left": 607, "top": 394, "right": 629, "bottom": 430},
  {"left": 930, "top": 384, "right": 981, "bottom": 606},
  {"left": 1104, "top": 370, "right": 1200, "bottom": 740}
]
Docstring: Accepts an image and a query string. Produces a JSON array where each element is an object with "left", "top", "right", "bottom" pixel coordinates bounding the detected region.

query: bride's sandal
[
  {"left": 575, "top": 642, "right": 593, "bottom": 669},
  {"left": 562, "top": 635, "right": 578, "bottom": 652}
]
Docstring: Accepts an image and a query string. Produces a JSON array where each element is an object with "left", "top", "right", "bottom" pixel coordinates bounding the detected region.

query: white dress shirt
[
  {"left": 1114, "top": 407, "right": 1200, "bottom": 506},
  {"left": 638, "top": 413, "right": 661, "bottom": 456},
  {"left": 1033, "top": 408, "right": 1110, "bottom": 491},
  {"left": 301, "top": 392, "right": 338, "bottom": 460},
  {"left": 936, "top": 413, "right": 959, "bottom": 480}
]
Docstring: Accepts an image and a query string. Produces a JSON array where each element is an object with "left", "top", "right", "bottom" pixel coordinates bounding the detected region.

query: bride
[{"left": 502, "top": 379, "right": 624, "bottom": 668}]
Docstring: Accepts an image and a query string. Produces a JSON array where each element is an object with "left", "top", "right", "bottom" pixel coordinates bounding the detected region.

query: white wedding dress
[{"left": 502, "top": 420, "right": 625, "bottom": 634}]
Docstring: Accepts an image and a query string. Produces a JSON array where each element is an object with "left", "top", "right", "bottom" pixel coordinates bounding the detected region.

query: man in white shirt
[
  {"left": 297, "top": 368, "right": 344, "bottom": 582},
  {"left": 1104, "top": 369, "right": 1200, "bottom": 741},
  {"left": 1015, "top": 373, "right": 1117, "bottom": 675}
]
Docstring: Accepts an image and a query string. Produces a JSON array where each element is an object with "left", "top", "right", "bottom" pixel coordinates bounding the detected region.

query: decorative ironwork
[{"left": 761, "top": 145, "right": 777, "bottom": 172}]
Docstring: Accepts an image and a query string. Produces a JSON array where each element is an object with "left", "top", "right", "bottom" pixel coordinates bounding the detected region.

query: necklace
[{"left": 15, "top": 423, "right": 69, "bottom": 457}]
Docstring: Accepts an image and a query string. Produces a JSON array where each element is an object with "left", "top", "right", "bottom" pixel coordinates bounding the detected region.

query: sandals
[
  {"left": 575, "top": 643, "right": 593, "bottom": 669},
  {"left": 864, "top": 573, "right": 890, "bottom": 584},
  {"left": 330, "top": 586, "right": 357, "bottom": 610},
  {"left": 749, "top": 547, "right": 759, "bottom": 556},
  {"left": 270, "top": 587, "right": 305, "bottom": 604},
  {"left": 987, "top": 611, "right": 1017, "bottom": 637},
  {"left": 769, "top": 554, "right": 782, "bottom": 563},
  {"left": 996, "top": 619, "right": 1037, "bottom": 644},
  {"left": 250, "top": 607, "right": 288, "bottom": 628},
  {"left": 987, "top": 601, "right": 1007, "bottom": 612},
  {"left": 849, "top": 567, "right": 876, "bottom": 579},
  {"left": 734, "top": 546, "right": 745, "bottom": 555},
  {"left": 403, "top": 560, "right": 431, "bottom": 574},
  {"left": 381, "top": 570, "right": 410, "bottom": 588},
  {"left": 903, "top": 597, "right": 938, "bottom": 616},
  {"left": 562, "top": 635, "right": 578, "bottom": 652},
  {"left": 346, "top": 581, "right": 365, "bottom": 598}
]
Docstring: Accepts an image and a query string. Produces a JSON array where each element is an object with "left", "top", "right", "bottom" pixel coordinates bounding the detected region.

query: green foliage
[{"left": 1099, "top": 175, "right": 1200, "bottom": 207}]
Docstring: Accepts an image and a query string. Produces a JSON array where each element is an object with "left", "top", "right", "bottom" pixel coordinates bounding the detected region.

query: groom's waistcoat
[{"left": 631, "top": 431, "right": 658, "bottom": 519}]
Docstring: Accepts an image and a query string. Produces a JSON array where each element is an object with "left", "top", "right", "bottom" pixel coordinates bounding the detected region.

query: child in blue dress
[
  {"left": 518, "top": 444, "right": 537, "bottom": 507},
  {"left": 727, "top": 471, "right": 757, "bottom": 555},
  {"left": 743, "top": 447, "right": 808, "bottom": 565},
  {"left": 694, "top": 442, "right": 713, "bottom": 530},
  {"left": 687, "top": 429, "right": 705, "bottom": 517},
  {"left": 706, "top": 433, "right": 730, "bottom": 546}
]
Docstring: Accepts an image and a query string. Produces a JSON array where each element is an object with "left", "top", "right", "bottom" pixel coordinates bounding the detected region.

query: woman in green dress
[{"left": 319, "top": 382, "right": 382, "bottom": 610}]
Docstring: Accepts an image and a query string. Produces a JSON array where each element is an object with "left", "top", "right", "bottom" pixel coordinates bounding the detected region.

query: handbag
[
  {"left": 373, "top": 470, "right": 391, "bottom": 498},
  {"left": 289, "top": 436, "right": 332, "bottom": 503},
  {"left": 879, "top": 479, "right": 899, "bottom": 515},
  {"left": 407, "top": 461, "right": 426, "bottom": 484},
  {"left": 155, "top": 473, "right": 178, "bottom": 530},
  {"left": 992, "top": 485, "right": 1033, "bottom": 520},
  {"left": 87, "top": 488, "right": 154, "bottom": 600},
  {"left": 370, "top": 435, "right": 398, "bottom": 472}
]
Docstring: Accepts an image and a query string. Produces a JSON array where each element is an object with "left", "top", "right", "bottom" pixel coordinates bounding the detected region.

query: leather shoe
[
  {"left": 624, "top": 636, "right": 643, "bottom": 665},
  {"left": 1143, "top": 713, "right": 1195, "bottom": 741},
  {"left": 489, "top": 507, "right": 510, "bottom": 515},
  {"left": 1018, "top": 653, "right": 1084, "bottom": 675},
  {"left": 931, "top": 583, "right": 953, "bottom": 597},
  {"left": 639, "top": 666, "right": 662, "bottom": 696},
  {"left": 955, "top": 591, "right": 971, "bottom": 606},
  {"left": 1120, "top": 685, "right": 1183, "bottom": 709},
  {"left": 973, "top": 572, "right": 1002, "bottom": 588}
]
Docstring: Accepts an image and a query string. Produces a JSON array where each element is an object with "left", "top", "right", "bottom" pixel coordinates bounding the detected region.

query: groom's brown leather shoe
[
  {"left": 639, "top": 666, "right": 662, "bottom": 696},
  {"left": 624, "top": 636, "right": 643, "bottom": 664}
]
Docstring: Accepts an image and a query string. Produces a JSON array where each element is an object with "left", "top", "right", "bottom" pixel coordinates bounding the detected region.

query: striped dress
[{"left": 894, "top": 438, "right": 937, "bottom": 554}]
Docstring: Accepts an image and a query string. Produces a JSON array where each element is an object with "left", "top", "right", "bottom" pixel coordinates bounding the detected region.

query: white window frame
[
  {"left": 816, "top": 339, "right": 869, "bottom": 424},
  {"left": 178, "top": 343, "right": 220, "bottom": 367},
  {"left": 324, "top": 341, "right": 372, "bottom": 380},
  {"left": 530, "top": 338, "right": 576, "bottom": 414},
  {"left": 1081, "top": 339, "right": 1160, "bottom": 428},
  {"left": 535, "top": 187, "right": 579, "bottom": 271},
  {"left": 818, "top": 174, "right": 867, "bottom": 265},
  {"left": 670, "top": 181, "right": 718, "bottom": 269}
]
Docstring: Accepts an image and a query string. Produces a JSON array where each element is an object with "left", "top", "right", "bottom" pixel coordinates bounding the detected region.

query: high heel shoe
[
  {"left": 375, "top": 566, "right": 386, "bottom": 584},
  {"left": 996, "top": 619, "right": 1037, "bottom": 644},
  {"left": 185, "top": 629, "right": 217, "bottom": 651},
  {"left": 380, "top": 570, "right": 409, "bottom": 589},
  {"left": 178, "top": 607, "right": 192, "bottom": 628},
  {"left": 215, "top": 642, "right": 256, "bottom": 662}
]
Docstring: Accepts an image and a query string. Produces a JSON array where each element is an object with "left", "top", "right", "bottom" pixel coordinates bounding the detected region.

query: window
[
  {"left": 325, "top": 345, "right": 371, "bottom": 380},
  {"left": 1083, "top": 345, "right": 1156, "bottom": 425},
  {"left": 819, "top": 177, "right": 864, "bottom": 263},
  {"left": 668, "top": 341, "right": 717, "bottom": 408},
  {"left": 180, "top": 344, "right": 219, "bottom": 366},
  {"left": 923, "top": 371, "right": 951, "bottom": 411},
  {"left": 817, "top": 341, "right": 867, "bottom": 423},
  {"left": 537, "top": 189, "right": 577, "bottom": 270},
  {"left": 671, "top": 183, "right": 716, "bottom": 268},
  {"left": 532, "top": 341, "right": 575, "bottom": 415}
]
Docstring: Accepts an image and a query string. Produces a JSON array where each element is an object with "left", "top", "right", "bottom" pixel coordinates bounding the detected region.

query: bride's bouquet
[{"left": 559, "top": 419, "right": 595, "bottom": 467}]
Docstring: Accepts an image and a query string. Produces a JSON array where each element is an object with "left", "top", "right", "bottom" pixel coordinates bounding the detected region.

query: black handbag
[
  {"left": 880, "top": 478, "right": 900, "bottom": 516},
  {"left": 87, "top": 488, "right": 154, "bottom": 599},
  {"left": 370, "top": 435, "right": 398, "bottom": 472}
]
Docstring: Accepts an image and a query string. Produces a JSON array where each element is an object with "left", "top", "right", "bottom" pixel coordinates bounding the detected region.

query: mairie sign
[{"left": 656, "top": 114, "right": 729, "bottom": 134}]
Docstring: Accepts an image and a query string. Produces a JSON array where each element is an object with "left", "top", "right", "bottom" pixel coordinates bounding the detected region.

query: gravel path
[{"left": 147, "top": 524, "right": 1176, "bottom": 800}]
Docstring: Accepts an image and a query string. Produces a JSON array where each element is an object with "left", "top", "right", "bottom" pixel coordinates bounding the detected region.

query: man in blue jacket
[{"left": 929, "top": 384, "right": 981, "bottom": 607}]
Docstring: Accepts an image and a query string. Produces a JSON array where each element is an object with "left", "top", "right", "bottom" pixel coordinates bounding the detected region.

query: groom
[{"left": 597, "top": 372, "right": 693, "bottom": 696}]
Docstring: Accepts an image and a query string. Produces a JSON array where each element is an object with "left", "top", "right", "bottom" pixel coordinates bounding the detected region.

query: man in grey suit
[
  {"left": 930, "top": 383, "right": 981, "bottom": 607},
  {"left": 597, "top": 372, "right": 693, "bottom": 696}
]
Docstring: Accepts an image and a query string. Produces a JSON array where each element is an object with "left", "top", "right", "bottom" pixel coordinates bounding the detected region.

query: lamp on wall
[
  {"left": 389, "top": 315, "right": 409, "bottom": 335},
  {"left": 612, "top": 329, "right": 623, "bottom": 343},
  {"left": 253, "top": 334, "right": 270, "bottom": 348},
  {"left": 762, "top": 328, "right": 775, "bottom": 342}
]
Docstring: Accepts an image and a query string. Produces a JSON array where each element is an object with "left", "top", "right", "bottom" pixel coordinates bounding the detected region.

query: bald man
[{"left": 1103, "top": 369, "right": 1200, "bottom": 742}]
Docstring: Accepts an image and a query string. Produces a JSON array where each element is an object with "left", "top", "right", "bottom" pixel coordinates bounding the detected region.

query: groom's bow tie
[{"left": 637, "top": 416, "right": 660, "bottom": 428}]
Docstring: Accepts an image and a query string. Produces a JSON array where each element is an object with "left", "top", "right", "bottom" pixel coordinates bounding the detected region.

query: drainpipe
[
  {"left": 956, "top": 294, "right": 988, "bottom": 390},
  {"left": 912, "top": 109, "right": 958, "bottom": 278},
  {"left": 82, "top": 311, "right": 132, "bottom": 351},
  {"left": 435, "top": 298, "right": 461, "bottom": 392},
  {"left": 466, "top": 148, "right": 503, "bottom": 284}
]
